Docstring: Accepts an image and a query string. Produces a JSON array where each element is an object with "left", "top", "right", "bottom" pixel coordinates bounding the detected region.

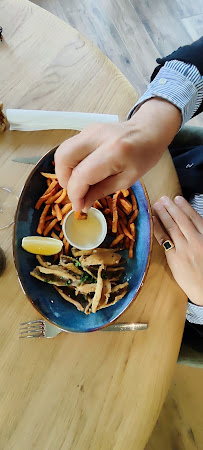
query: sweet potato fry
[
  {"left": 59, "top": 230, "right": 64, "bottom": 239},
  {"left": 43, "top": 218, "right": 58, "bottom": 236},
  {"left": 93, "top": 200, "right": 103, "bottom": 209},
  {"left": 41, "top": 172, "right": 57, "bottom": 179},
  {"left": 121, "top": 189, "right": 129, "bottom": 198},
  {"left": 61, "top": 195, "right": 70, "bottom": 205},
  {"left": 106, "top": 196, "right": 113, "bottom": 213},
  {"left": 117, "top": 221, "right": 123, "bottom": 235},
  {"left": 45, "top": 215, "right": 54, "bottom": 222},
  {"left": 51, "top": 231, "right": 60, "bottom": 240},
  {"left": 66, "top": 241, "right": 70, "bottom": 255},
  {"left": 47, "top": 179, "right": 52, "bottom": 187},
  {"left": 61, "top": 203, "right": 72, "bottom": 216},
  {"left": 100, "top": 197, "right": 108, "bottom": 208},
  {"left": 37, "top": 205, "right": 50, "bottom": 234},
  {"left": 35, "top": 180, "right": 58, "bottom": 210},
  {"left": 120, "top": 220, "right": 135, "bottom": 241},
  {"left": 103, "top": 208, "right": 110, "bottom": 215},
  {"left": 112, "top": 192, "right": 120, "bottom": 233},
  {"left": 129, "top": 223, "right": 136, "bottom": 258},
  {"left": 110, "top": 234, "right": 125, "bottom": 247},
  {"left": 119, "top": 198, "right": 132, "bottom": 215},
  {"left": 117, "top": 207, "right": 127, "bottom": 225},
  {"left": 74, "top": 211, "right": 87, "bottom": 220},
  {"left": 128, "top": 209, "right": 139, "bottom": 224},
  {"left": 52, "top": 205, "right": 57, "bottom": 217},
  {"left": 54, "top": 223, "right": 61, "bottom": 232},
  {"left": 45, "top": 190, "right": 63, "bottom": 204},
  {"left": 129, "top": 187, "right": 138, "bottom": 210},
  {"left": 125, "top": 236, "right": 130, "bottom": 249},
  {"left": 54, "top": 204, "right": 62, "bottom": 221},
  {"left": 55, "top": 189, "right": 67, "bottom": 204}
]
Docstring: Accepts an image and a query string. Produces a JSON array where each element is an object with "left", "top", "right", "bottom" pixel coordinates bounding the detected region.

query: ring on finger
[{"left": 162, "top": 239, "right": 175, "bottom": 252}]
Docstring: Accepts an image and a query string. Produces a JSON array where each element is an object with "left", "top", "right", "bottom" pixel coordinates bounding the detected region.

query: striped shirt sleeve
[
  {"left": 186, "top": 193, "right": 203, "bottom": 325},
  {"left": 128, "top": 60, "right": 203, "bottom": 127}
]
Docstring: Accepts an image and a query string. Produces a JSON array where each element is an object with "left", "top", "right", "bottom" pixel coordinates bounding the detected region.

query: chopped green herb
[
  {"left": 44, "top": 278, "right": 48, "bottom": 283},
  {"left": 60, "top": 276, "right": 63, "bottom": 279},
  {"left": 84, "top": 294, "right": 88, "bottom": 301},
  {"left": 75, "top": 260, "right": 81, "bottom": 267},
  {"left": 65, "top": 280, "right": 72, "bottom": 285}
]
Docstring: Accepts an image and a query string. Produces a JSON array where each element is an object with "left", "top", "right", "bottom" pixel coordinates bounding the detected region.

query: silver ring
[{"left": 162, "top": 239, "right": 175, "bottom": 252}]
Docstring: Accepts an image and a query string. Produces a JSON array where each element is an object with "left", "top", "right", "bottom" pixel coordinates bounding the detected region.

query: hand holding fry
[{"left": 55, "top": 98, "right": 182, "bottom": 212}]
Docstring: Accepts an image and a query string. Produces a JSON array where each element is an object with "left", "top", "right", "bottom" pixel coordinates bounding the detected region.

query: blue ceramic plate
[{"left": 13, "top": 148, "right": 153, "bottom": 332}]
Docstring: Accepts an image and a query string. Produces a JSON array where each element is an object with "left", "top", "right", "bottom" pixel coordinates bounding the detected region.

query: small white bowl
[{"left": 62, "top": 207, "right": 107, "bottom": 251}]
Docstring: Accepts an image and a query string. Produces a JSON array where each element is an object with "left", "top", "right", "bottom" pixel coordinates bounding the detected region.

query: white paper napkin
[{"left": 6, "top": 109, "right": 119, "bottom": 131}]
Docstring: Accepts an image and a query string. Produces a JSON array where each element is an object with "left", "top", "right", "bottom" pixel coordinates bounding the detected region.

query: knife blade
[
  {"left": 12, "top": 156, "right": 42, "bottom": 164},
  {"left": 101, "top": 323, "right": 148, "bottom": 331}
]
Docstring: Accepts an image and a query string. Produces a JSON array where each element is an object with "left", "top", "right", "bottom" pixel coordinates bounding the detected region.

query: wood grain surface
[{"left": 0, "top": 0, "right": 193, "bottom": 449}]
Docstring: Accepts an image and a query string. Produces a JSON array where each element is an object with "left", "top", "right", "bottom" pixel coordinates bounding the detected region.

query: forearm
[{"left": 128, "top": 97, "right": 182, "bottom": 164}]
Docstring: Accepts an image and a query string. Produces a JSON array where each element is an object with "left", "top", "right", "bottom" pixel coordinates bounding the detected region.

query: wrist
[{"left": 129, "top": 97, "right": 182, "bottom": 149}]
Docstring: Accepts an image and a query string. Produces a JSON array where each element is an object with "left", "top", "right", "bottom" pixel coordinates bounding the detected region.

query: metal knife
[
  {"left": 101, "top": 323, "right": 148, "bottom": 331},
  {"left": 12, "top": 156, "right": 42, "bottom": 164}
]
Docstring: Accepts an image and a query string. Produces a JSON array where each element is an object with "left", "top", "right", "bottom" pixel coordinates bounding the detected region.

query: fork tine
[
  {"left": 19, "top": 333, "right": 43, "bottom": 339},
  {"left": 20, "top": 319, "right": 45, "bottom": 326},
  {"left": 19, "top": 328, "right": 44, "bottom": 335}
]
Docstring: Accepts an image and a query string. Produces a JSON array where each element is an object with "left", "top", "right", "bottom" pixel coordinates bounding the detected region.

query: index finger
[
  {"left": 54, "top": 132, "right": 98, "bottom": 189},
  {"left": 160, "top": 196, "right": 199, "bottom": 240}
]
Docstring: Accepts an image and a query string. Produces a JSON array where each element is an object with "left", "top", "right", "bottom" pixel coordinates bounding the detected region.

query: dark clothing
[{"left": 152, "top": 37, "right": 203, "bottom": 352}]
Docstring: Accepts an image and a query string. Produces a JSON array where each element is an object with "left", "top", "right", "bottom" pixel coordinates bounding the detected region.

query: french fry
[
  {"left": 128, "top": 209, "right": 139, "bottom": 224},
  {"left": 120, "top": 220, "right": 135, "bottom": 241},
  {"left": 47, "top": 179, "right": 52, "bottom": 187},
  {"left": 43, "top": 218, "right": 58, "bottom": 236},
  {"left": 61, "top": 203, "right": 72, "bottom": 216},
  {"left": 55, "top": 189, "right": 67, "bottom": 204},
  {"left": 35, "top": 180, "right": 58, "bottom": 210},
  {"left": 93, "top": 200, "right": 103, "bottom": 209},
  {"left": 125, "top": 236, "right": 130, "bottom": 249},
  {"left": 100, "top": 197, "right": 108, "bottom": 208},
  {"left": 74, "top": 211, "right": 87, "bottom": 220},
  {"left": 45, "top": 190, "right": 63, "bottom": 204},
  {"left": 103, "top": 208, "right": 110, "bottom": 215},
  {"left": 54, "top": 223, "right": 61, "bottom": 232},
  {"left": 65, "top": 241, "right": 70, "bottom": 255},
  {"left": 52, "top": 205, "right": 57, "bottom": 217},
  {"left": 45, "top": 215, "right": 54, "bottom": 222},
  {"left": 59, "top": 230, "right": 64, "bottom": 239},
  {"left": 41, "top": 172, "right": 57, "bottom": 179},
  {"left": 106, "top": 196, "right": 113, "bottom": 213},
  {"left": 119, "top": 198, "right": 132, "bottom": 215},
  {"left": 112, "top": 192, "right": 120, "bottom": 233},
  {"left": 51, "top": 231, "right": 60, "bottom": 240},
  {"left": 121, "top": 189, "right": 129, "bottom": 197},
  {"left": 117, "top": 207, "right": 127, "bottom": 225},
  {"left": 129, "top": 223, "right": 136, "bottom": 258},
  {"left": 110, "top": 234, "right": 125, "bottom": 247},
  {"left": 37, "top": 205, "right": 50, "bottom": 234},
  {"left": 129, "top": 187, "right": 138, "bottom": 210},
  {"left": 117, "top": 221, "right": 123, "bottom": 235},
  {"left": 61, "top": 195, "right": 70, "bottom": 205},
  {"left": 54, "top": 204, "right": 62, "bottom": 221}
]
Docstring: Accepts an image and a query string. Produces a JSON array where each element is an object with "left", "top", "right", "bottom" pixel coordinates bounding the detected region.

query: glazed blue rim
[{"left": 13, "top": 147, "right": 153, "bottom": 333}]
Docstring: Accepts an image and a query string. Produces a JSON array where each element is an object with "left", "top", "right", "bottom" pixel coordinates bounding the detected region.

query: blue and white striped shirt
[
  {"left": 128, "top": 60, "right": 203, "bottom": 325},
  {"left": 128, "top": 59, "right": 203, "bottom": 127}
]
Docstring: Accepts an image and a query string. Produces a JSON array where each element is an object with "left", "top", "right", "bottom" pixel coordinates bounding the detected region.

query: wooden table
[{"left": 0, "top": 1, "right": 187, "bottom": 449}]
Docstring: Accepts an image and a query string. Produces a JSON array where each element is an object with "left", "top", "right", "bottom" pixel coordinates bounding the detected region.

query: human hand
[
  {"left": 55, "top": 98, "right": 181, "bottom": 211},
  {"left": 153, "top": 195, "right": 203, "bottom": 306}
]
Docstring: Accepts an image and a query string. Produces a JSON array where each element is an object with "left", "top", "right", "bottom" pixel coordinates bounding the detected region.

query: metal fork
[{"left": 19, "top": 319, "right": 148, "bottom": 338}]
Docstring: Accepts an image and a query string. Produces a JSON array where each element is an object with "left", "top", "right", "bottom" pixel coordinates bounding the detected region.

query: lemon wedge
[{"left": 22, "top": 236, "right": 63, "bottom": 255}]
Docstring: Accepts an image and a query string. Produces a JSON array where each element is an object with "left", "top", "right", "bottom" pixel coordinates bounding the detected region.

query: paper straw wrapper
[{"left": 6, "top": 109, "right": 119, "bottom": 131}]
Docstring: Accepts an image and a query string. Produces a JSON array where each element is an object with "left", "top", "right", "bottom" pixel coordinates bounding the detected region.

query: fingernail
[
  {"left": 154, "top": 202, "right": 162, "bottom": 211},
  {"left": 174, "top": 195, "right": 184, "bottom": 205},
  {"left": 160, "top": 196, "right": 170, "bottom": 206}
]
